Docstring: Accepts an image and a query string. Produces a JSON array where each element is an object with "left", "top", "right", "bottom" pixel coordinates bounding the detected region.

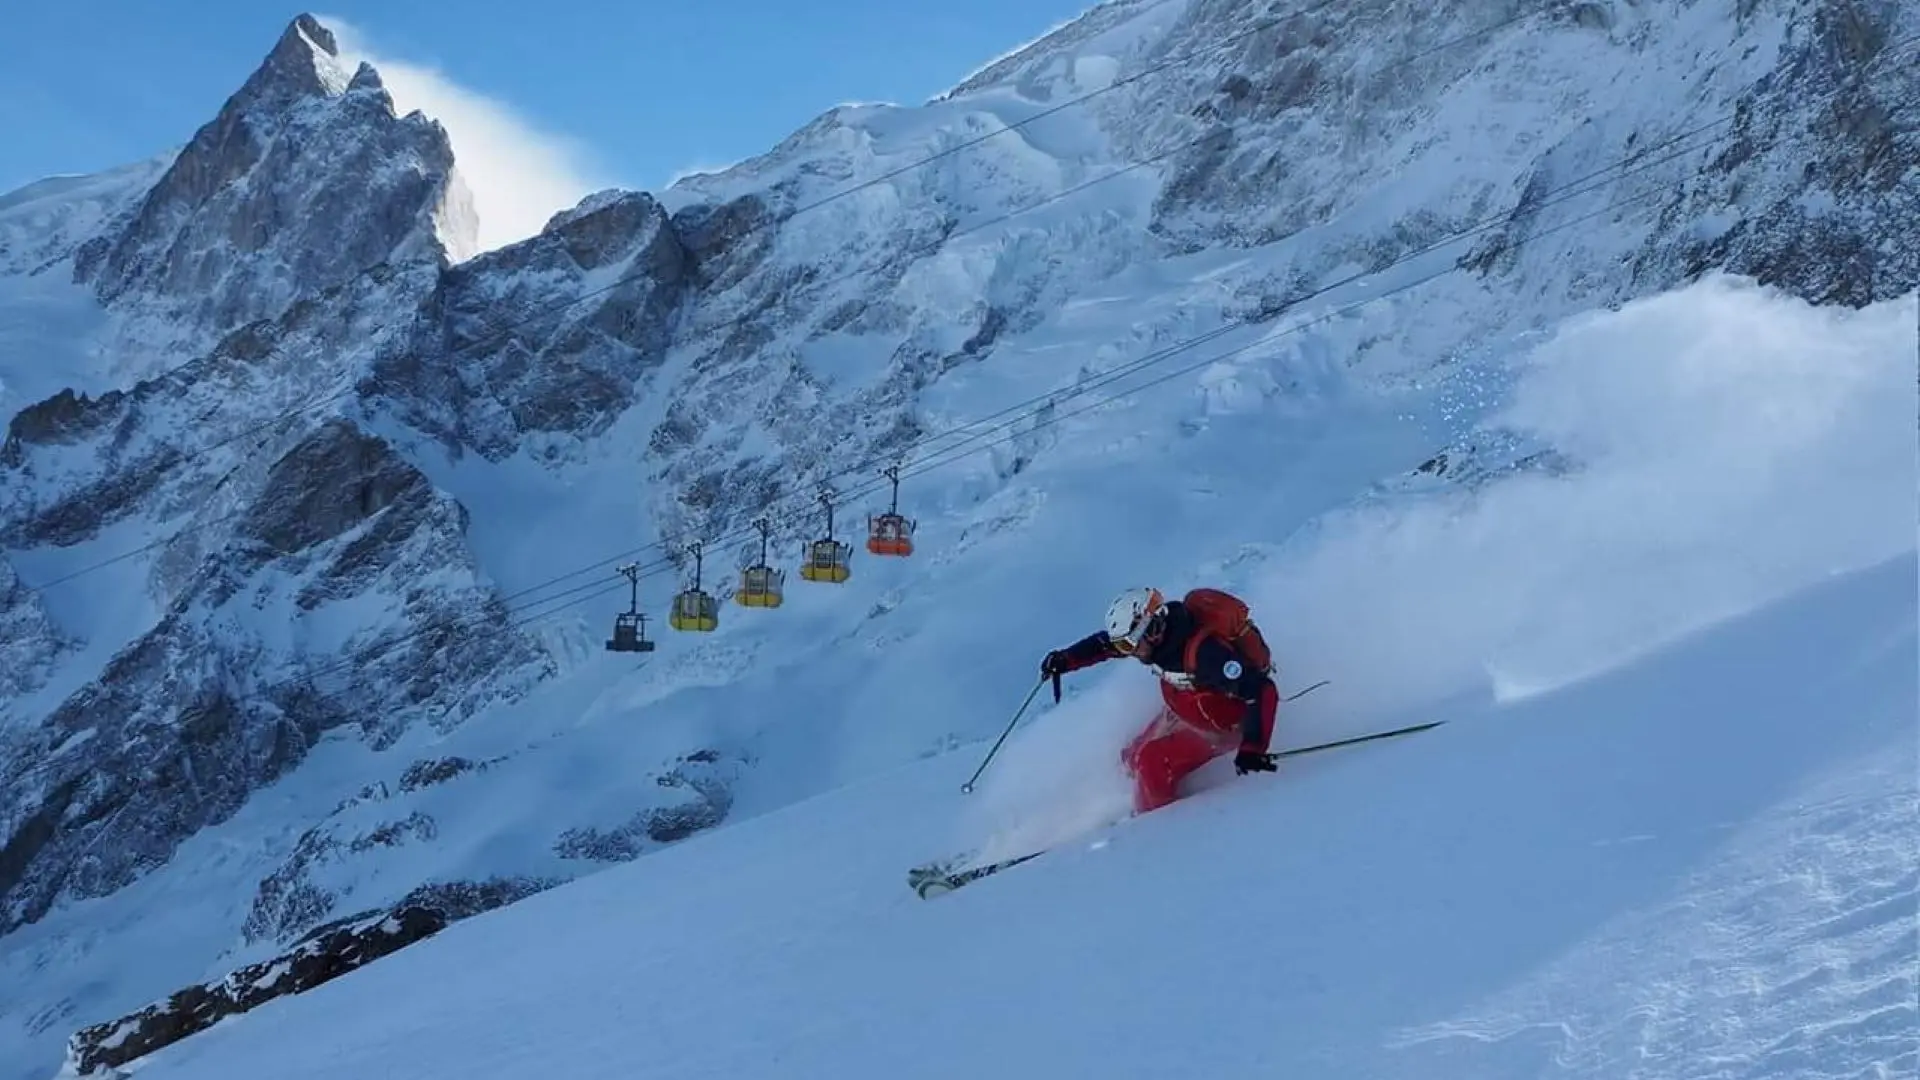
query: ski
[
  {"left": 1275, "top": 719, "right": 1444, "bottom": 759},
  {"left": 908, "top": 851, "right": 1045, "bottom": 899},
  {"left": 908, "top": 720, "right": 1443, "bottom": 900}
]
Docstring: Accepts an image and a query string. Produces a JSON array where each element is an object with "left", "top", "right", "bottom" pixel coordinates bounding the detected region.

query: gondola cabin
[
  {"left": 670, "top": 589, "right": 719, "bottom": 631},
  {"left": 669, "top": 542, "right": 720, "bottom": 632},
  {"left": 737, "top": 518, "right": 785, "bottom": 607},
  {"left": 605, "top": 563, "right": 657, "bottom": 652},
  {"left": 606, "top": 611, "right": 656, "bottom": 652},
  {"left": 737, "top": 564, "right": 784, "bottom": 607},
  {"left": 866, "top": 512, "right": 914, "bottom": 557},
  {"left": 800, "top": 537, "right": 852, "bottom": 583},
  {"left": 799, "top": 489, "right": 852, "bottom": 584},
  {"left": 865, "top": 465, "right": 915, "bottom": 557}
]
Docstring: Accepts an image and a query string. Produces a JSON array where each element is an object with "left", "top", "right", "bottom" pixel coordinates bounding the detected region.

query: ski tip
[
  {"left": 913, "top": 878, "right": 955, "bottom": 900},
  {"left": 907, "top": 863, "right": 954, "bottom": 900}
]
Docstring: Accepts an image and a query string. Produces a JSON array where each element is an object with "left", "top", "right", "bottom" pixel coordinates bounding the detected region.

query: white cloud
[{"left": 319, "top": 15, "right": 610, "bottom": 256}]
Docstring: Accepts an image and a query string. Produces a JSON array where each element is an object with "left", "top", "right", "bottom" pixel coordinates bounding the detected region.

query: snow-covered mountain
[{"left": 0, "top": 0, "right": 1914, "bottom": 1077}]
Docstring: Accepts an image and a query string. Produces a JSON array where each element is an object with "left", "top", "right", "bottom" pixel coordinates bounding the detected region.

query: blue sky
[{"left": 0, "top": 2, "right": 1095, "bottom": 201}]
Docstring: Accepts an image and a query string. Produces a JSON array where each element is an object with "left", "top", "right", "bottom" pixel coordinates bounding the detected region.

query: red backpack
[{"left": 1181, "top": 587, "right": 1273, "bottom": 675}]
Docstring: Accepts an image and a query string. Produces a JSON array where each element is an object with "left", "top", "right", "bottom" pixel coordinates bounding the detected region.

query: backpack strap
[{"left": 1181, "top": 626, "right": 1225, "bottom": 675}]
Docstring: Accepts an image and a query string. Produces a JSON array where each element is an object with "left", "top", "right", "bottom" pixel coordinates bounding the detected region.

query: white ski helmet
[{"left": 1105, "top": 587, "right": 1165, "bottom": 651}]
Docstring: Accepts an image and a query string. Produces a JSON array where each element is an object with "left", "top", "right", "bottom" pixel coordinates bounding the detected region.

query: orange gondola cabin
[{"left": 866, "top": 465, "right": 915, "bottom": 557}]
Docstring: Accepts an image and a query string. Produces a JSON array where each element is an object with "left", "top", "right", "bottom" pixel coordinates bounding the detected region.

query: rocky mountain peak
[
  {"left": 73, "top": 13, "right": 469, "bottom": 370},
  {"left": 235, "top": 14, "right": 351, "bottom": 110},
  {"left": 348, "top": 60, "right": 387, "bottom": 95}
]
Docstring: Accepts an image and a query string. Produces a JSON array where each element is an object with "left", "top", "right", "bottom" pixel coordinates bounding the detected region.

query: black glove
[
  {"left": 1234, "top": 750, "right": 1277, "bottom": 775},
  {"left": 1040, "top": 650, "right": 1070, "bottom": 677}
]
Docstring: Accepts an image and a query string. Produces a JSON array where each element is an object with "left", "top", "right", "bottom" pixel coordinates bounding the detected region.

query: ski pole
[
  {"left": 1283, "top": 679, "right": 1330, "bottom": 703},
  {"left": 961, "top": 677, "right": 1046, "bottom": 794}
]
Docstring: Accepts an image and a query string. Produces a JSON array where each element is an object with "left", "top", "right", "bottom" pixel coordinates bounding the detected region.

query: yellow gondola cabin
[
  {"left": 737, "top": 518, "right": 785, "bottom": 608},
  {"left": 670, "top": 541, "right": 719, "bottom": 632},
  {"left": 800, "top": 489, "right": 852, "bottom": 583}
]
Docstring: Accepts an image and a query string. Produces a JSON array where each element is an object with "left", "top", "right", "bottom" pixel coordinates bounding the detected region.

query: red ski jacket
[{"left": 1048, "top": 600, "right": 1277, "bottom": 754}]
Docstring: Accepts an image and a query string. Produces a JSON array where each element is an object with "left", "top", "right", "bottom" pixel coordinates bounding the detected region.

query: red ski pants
[
  {"left": 1122, "top": 713, "right": 1235, "bottom": 813},
  {"left": 1120, "top": 682, "right": 1278, "bottom": 813}
]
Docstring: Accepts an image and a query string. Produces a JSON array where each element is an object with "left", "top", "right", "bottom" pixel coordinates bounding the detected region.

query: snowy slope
[
  {"left": 0, "top": 155, "right": 171, "bottom": 417},
  {"left": 39, "top": 272, "right": 1920, "bottom": 1080},
  {"left": 109, "top": 506, "right": 1916, "bottom": 1076},
  {"left": 0, "top": 158, "right": 173, "bottom": 280},
  {"left": 1, "top": 1, "right": 1916, "bottom": 1077}
]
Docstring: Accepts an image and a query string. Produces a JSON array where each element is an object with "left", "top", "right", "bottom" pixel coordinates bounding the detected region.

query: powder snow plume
[
  {"left": 320, "top": 15, "right": 609, "bottom": 255},
  {"left": 954, "top": 665, "right": 1161, "bottom": 864},
  {"left": 1249, "top": 274, "right": 1917, "bottom": 726}
]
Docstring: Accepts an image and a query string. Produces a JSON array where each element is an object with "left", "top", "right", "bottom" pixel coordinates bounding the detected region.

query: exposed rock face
[
  {"left": 240, "top": 805, "right": 446, "bottom": 946},
  {"left": 1011, "top": 0, "right": 1920, "bottom": 307},
  {"left": 0, "top": 412, "right": 537, "bottom": 935},
  {"left": 66, "top": 905, "right": 449, "bottom": 1077},
  {"left": 3, "top": 387, "right": 128, "bottom": 450},
  {"left": 370, "top": 189, "right": 692, "bottom": 462},
  {"left": 75, "top": 14, "right": 473, "bottom": 368},
  {"left": 0, "top": 557, "right": 71, "bottom": 705},
  {"left": 553, "top": 751, "right": 737, "bottom": 861},
  {"left": 1627, "top": 0, "right": 1917, "bottom": 305},
  {"left": 398, "top": 754, "right": 492, "bottom": 792},
  {"left": 0, "top": 254, "right": 440, "bottom": 555},
  {"left": 240, "top": 748, "right": 738, "bottom": 950},
  {"left": 236, "top": 418, "right": 443, "bottom": 572},
  {"left": 609, "top": 0, "right": 1916, "bottom": 569},
  {"left": 63, "top": 863, "right": 568, "bottom": 1077},
  {"left": 0, "top": 2, "right": 583, "bottom": 943}
]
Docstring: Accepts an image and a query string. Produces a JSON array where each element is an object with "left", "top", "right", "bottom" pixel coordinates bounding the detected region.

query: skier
[{"left": 1041, "top": 587, "right": 1281, "bottom": 814}]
